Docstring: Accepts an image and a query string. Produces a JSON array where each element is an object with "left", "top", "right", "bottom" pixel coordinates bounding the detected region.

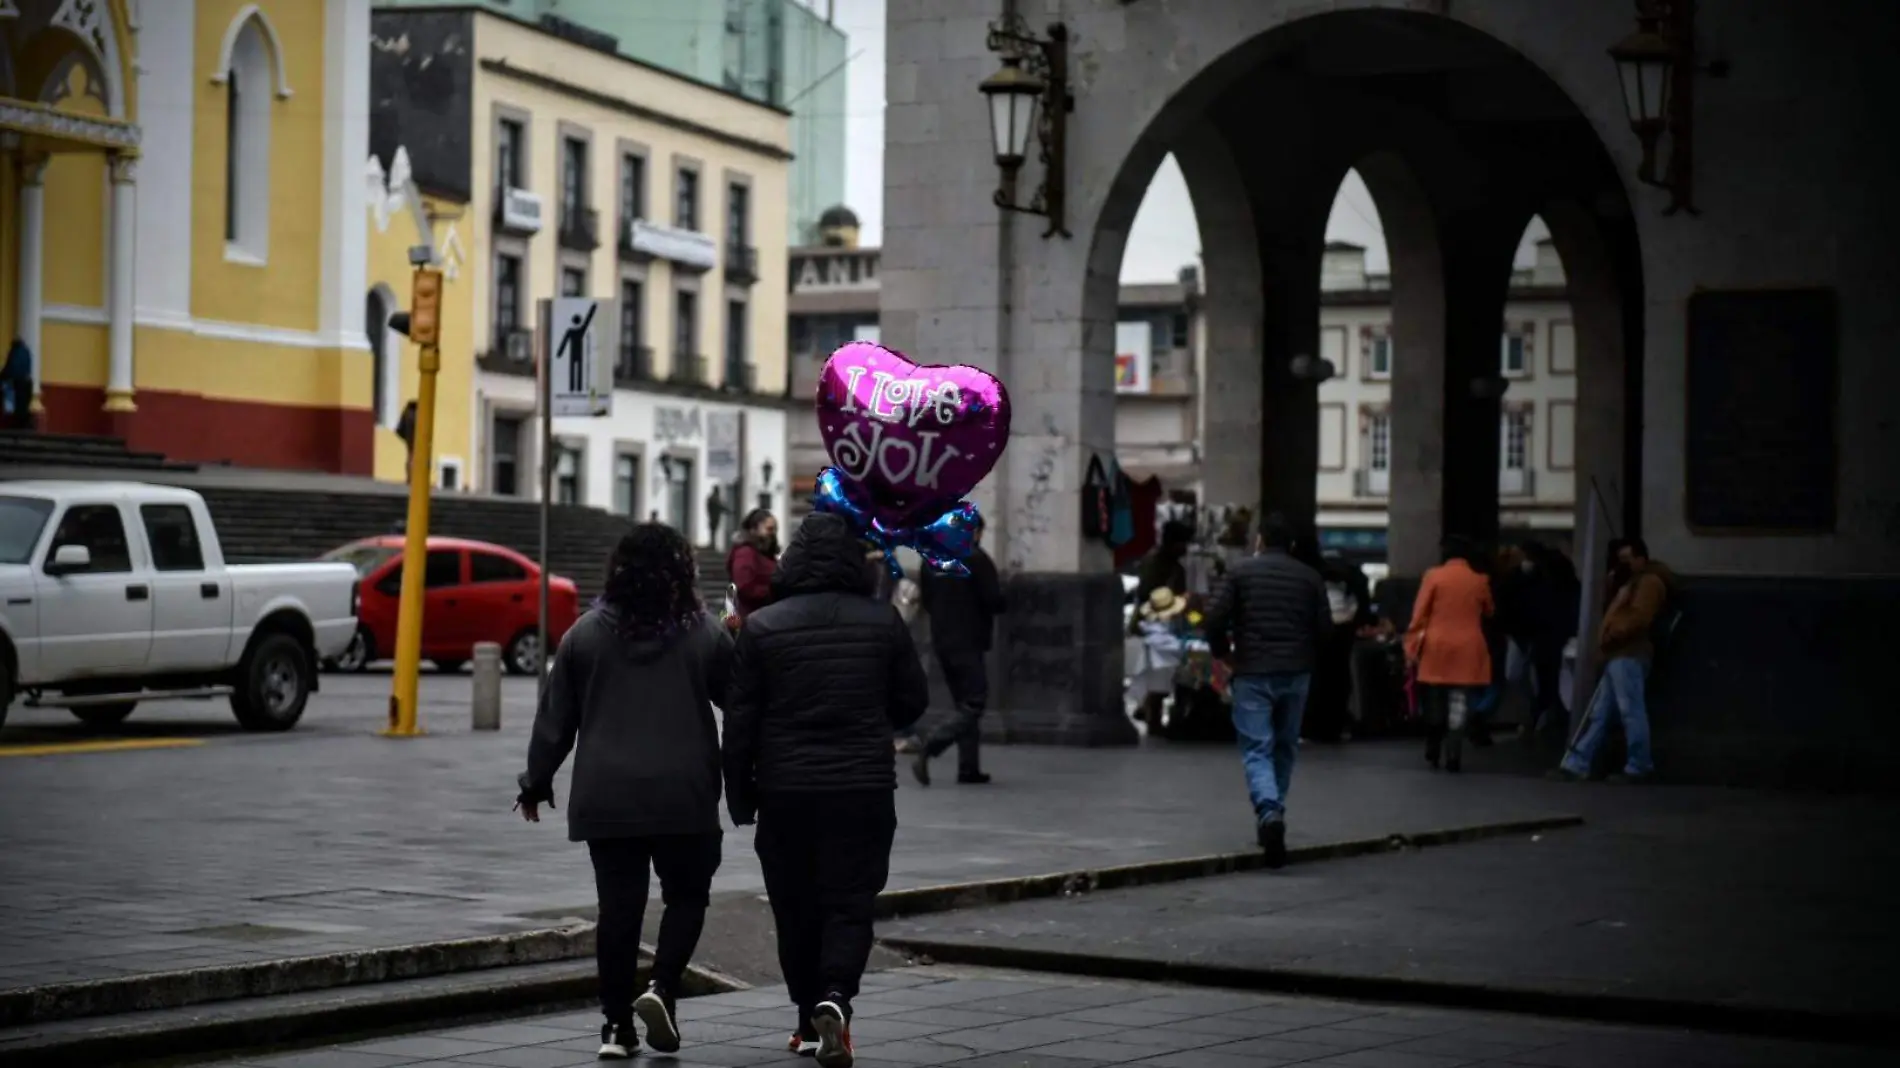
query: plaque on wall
[{"left": 1684, "top": 288, "right": 1837, "bottom": 533}]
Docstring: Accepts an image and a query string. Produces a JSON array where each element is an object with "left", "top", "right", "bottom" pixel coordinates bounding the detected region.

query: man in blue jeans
[
  {"left": 1205, "top": 515, "right": 1331, "bottom": 867},
  {"left": 1555, "top": 539, "right": 1673, "bottom": 783}
]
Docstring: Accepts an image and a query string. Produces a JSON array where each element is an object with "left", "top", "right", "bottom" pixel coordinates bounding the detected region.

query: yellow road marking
[{"left": 0, "top": 738, "right": 205, "bottom": 758}]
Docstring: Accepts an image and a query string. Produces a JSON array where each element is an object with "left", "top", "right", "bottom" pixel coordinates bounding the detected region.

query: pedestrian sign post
[
  {"left": 534, "top": 297, "right": 615, "bottom": 699},
  {"left": 546, "top": 297, "right": 612, "bottom": 418}
]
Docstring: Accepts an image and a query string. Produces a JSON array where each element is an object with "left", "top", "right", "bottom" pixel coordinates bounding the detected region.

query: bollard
[{"left": 472, "top": 642, "right": 503, "bottom": 731}]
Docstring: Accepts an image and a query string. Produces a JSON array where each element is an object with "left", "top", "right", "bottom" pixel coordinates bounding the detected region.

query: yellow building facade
[{"left": 2, "top": 0, "right": 376, "bottom": 472}]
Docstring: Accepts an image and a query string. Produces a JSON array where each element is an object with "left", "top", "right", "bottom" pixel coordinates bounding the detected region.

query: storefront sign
[
  {"left": 706, "top": 411, "right": 743, "bottom": 485},
  {"left": 654, "top": 406, "right": 702, "bottom": 445}
]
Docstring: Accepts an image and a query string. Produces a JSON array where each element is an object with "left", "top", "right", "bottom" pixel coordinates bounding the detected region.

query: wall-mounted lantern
[
  {"left": 1289, "top": 355, "right": 1336, "bottom": 383},
  {"left": 980, "top": 15, "right": 1073, "bottom": 239},
  {"left": 1608, "top": 0, "right": 1727, "bottom": 216},
  {"left": 1469, "top": 374, "right": 1510, "bottom": 402}
]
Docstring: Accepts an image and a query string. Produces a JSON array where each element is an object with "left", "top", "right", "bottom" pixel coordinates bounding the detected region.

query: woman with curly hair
[{"left": 516, "top": 522, "right": 734, "bottom": 1060}]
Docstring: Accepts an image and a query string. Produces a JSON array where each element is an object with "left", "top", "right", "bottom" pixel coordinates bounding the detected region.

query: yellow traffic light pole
[{"left": 384, "top": 264, "right": 444, "bottom": 737}]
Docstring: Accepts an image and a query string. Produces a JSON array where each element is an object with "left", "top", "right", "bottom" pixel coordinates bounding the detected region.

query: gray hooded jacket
[{"left": 519, "top": 608, "right": 734, "bottom": 841}]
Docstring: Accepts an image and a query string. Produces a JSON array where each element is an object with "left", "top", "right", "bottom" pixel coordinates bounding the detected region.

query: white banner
[{"left": 1115, "top": 321, "right": 1151, "bottom": 394}]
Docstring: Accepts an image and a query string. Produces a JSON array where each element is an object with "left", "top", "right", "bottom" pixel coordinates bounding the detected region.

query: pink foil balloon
[{"left": 815, "top": 341, "right": 1011, "bottom": 527}]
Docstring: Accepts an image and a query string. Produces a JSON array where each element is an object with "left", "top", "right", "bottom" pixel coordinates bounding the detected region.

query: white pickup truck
[{"left": 0, "top": 481, "right": 359, "bottom": 731}]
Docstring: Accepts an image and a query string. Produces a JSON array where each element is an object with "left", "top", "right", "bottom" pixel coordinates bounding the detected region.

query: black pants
[
  {"left": 754, "top": 790, "right": 897, "bottom": 1014},
  {"left": 587, "top": 832, "right": 723, "bottom": 1022},
  {"left": 924, "top": 649, "right": 988, "bottom": 775},
  {"left": 1530, "top": 638, "right": 1566, "bottom": 724}
]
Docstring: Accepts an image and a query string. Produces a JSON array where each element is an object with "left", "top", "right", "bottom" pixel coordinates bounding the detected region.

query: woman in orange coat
[{"left": 1404, "top": 536, "right": 1494, "bottom": 772}]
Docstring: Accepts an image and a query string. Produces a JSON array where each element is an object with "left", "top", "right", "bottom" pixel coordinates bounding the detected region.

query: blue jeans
[
  {"left": 1229, "top": 673, "right": 1310, "bottom": 824},
  {"left": 1562, "top": 657, "right": 1653, "bottom": 777}
]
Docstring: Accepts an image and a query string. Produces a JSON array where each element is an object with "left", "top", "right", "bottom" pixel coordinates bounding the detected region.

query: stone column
[
  {"left": 104, "top": 154, "right": 138, "bottom": 431},
  {"left": 16, "top": 155, "right": 48, "bottom": 414},
  {"left": 1438, "top": 209, "right": 1523, "bottom": 550}
]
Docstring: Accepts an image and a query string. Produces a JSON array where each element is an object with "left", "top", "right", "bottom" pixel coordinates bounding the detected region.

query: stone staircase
[
  {"left": 0, "top": 430, "right": 197, "bottom": 472},
  {"left": 696, "top": 547, "right": 733, "bottom": 612}
]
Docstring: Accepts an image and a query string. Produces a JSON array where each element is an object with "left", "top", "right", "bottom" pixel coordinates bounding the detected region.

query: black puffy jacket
[
  {"left": 1205, "top": 548, "right": 1331, "bottom": 676},
  {"left": 722, "top": 513, "right": 929, "bottom": 821}
]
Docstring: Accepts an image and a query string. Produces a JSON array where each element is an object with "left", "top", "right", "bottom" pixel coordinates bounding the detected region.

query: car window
[
  {"left": 140, "top": 504, "right": 205, "bottom": 572},
  {"left": 48, "top": 504, "right": 133, "bottom": 574},
  {"left": 372, "top": 550, "right": 463, "bottom": 594},
  {"left": 0, "top": 495, "right": 54, "bottom": 565},
  {"left": 469, "top": 552, "right": 529, "bottom": 584}
]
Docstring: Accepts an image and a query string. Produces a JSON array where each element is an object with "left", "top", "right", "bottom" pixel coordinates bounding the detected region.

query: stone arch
[
  {"left": 366, "top": 283, "right": 401, "bottom": 429},
  {"left": 209, "top": 4, "right": 294, "bottom": 99},
  {"left": 16, "top": 0, "right": 127, "bottom": 118}
]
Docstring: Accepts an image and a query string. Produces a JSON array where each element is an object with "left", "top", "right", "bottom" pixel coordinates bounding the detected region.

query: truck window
[
  {"left": 140, "top": 504, "right": 206, "bottom": 572},
  {"left": 0, "top": 495, "right": 54, "bottom": 565},
  {"left": 48, "top": 504, "right": 133, "bottom": 574},
  {"left": 470, "top": 552, "right": 528, "bottom": 584}
]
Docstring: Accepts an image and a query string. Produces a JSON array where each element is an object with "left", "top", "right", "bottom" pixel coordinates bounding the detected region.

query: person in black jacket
[
  {"left": 723, "top": 512, "right": 930, "bottom": 1066},
  {"left": 517, "top": 523, "right": 733, "bottom": 1060},
  {"left": 911, "top": 518, "right": 1005, "bottom": 786},
  {"left": 1204, "top": 513, "right": 1331, "bottom": 868}
]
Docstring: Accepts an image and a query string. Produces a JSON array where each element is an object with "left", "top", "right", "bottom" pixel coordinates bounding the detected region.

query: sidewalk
[
  {"left": 196, "top": 965, "right": 1885, "bottom": 1067},
  {"left": 0, "top": 677, "right": 1602, "bottom": 999}
]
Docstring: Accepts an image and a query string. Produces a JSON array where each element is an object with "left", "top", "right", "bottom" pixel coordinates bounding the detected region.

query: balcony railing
[
  {"left": 614, "top": 345, "right": 653, "bottom": 386},
  {"left": 670, "top": 352, "right": 708, "bottom": 386},
  {"left": 724, "top": 244, "right": 759, "bottom": 285},
  {"left": 1353, "top": 467, "right": 1390, "bottom": 499},
  {"left": 558, "top": 205, "right": 600, "bottom": 252},
  {"left": 1499, "top": 466, "right": 1537, "bottom": 497},
  {"left": 723, "top": 361, "right": 758, "bottom": 393},
  {"left": 478, "top": 327, "right": 535, "bottom": 376}
]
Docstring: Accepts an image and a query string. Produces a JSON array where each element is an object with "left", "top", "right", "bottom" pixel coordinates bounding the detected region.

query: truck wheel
[
  {"left": 232, "top": 632, "right": 312, "bottom": 731},
  {"left": 503, "top": 629, "right": 541, "bottom": 676},
  {"left": 327, "top": 628, "right": 372, "bottom": 673},
  {"left": 72, "top": 702, "right": 137, "bottom": 728}
]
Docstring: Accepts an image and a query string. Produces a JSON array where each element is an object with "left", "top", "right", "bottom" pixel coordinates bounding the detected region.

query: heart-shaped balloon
[{"left": 816, "top": 341, "right": 1011, "bottom": 527}]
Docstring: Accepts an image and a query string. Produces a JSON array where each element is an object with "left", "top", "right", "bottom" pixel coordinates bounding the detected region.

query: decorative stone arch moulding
[
  {"left": 209, "top": 3, "right": 293, "bottom": 99},
  {"left": 29, "top": 0, "right": 129, "bottom": 118}
]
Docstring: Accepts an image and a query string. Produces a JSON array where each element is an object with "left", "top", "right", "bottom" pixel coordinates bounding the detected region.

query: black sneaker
[
  {"left": 1257, "top": 820, "right": 1288, "bottom": 869},
  {"left": 812, "top": 997, "right": 854, "bottom": 1067},
  {"left": 634, "top": 981, "right": 680, "bottom": 1053},
  {"left": 911, "top": 751, "right": 931, "bottom": 786},
  {"left": 597, "top": 1019, "right": 636, "bottom": 1059},
  {"left": 956, "top": 771, "right": 992, "bottom": 785}
]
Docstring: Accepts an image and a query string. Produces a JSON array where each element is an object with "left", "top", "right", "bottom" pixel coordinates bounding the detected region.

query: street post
[
  {"left": 384, "top": 256, "right": 444, "bottom": 737},
  {"left": 536, "top": 296, "right": 613, "bottom": 699}
]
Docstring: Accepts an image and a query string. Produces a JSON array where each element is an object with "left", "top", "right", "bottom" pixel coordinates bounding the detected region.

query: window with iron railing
[
  {"left": 676, "top": 168, "right": 700, "bottom": 231},
  {"left": 495, "top": 253, "right": 523, "bottom": 333}
]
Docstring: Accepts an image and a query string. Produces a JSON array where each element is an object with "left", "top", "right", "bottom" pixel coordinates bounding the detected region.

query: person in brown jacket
[
  {"left": 1555, "top": 538, "right": 1672, "bottom": 782},
  {"left": 1404, "top": 536, "right": 1495, "bottom": 773}
]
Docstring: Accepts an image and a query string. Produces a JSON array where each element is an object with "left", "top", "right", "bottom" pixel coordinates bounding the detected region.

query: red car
[{"left": 320, "top": 536, "right": 580, "bottom": 676}]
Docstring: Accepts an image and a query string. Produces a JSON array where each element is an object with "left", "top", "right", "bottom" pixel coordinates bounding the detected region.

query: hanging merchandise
[
  {"left": 1106, "top": 458, "right": 1136, "bottom": 549},
  {"left": 1081, "top": 454, "right": 1113, "bottom": 540},
  {"left": 1114, "top": 476, "right": 1163, "bottom": 570}
]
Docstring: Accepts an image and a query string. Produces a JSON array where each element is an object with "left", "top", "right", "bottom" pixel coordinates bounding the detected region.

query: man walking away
[
  {"left": 913, "top": 518, "right": 1005, "bottom": 785},
  {"left": 1205, "top": 513, "right": 1330, "bottom": 869},
  {"left": 724, "top": 512, "right": 930, "bottom": 1066},
  {"left": 1555, "top": 538, "right": 1674, "bottom": 783},
  {"left": 516, "top": 523, "right": 733, "bottom": 1059}
]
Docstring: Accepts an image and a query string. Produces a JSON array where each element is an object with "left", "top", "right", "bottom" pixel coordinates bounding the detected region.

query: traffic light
[{"left": 388, "top": 268, "right": 444, "bottom": 346}]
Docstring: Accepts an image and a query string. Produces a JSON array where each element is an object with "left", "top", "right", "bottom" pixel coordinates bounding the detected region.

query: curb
[
  {"left": 875, "top": 815, "right": 1585, "bottom": 919},
  {"left": 874, "top": 938, "right": 1900, "bottom": 1048},
  {"left": 0, "top": 959, "right": 745, "bottom": 1068},
  {"left": 0, "top": 814, "right": 1578, "bottom": 1032}
]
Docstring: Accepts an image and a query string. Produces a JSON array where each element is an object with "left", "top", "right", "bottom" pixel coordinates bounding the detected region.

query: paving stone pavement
[
  {"left": 0, "top": 673, "right": 1662, "bottom": 994},
  {"left": 195, "top": 965, "right": 1886, "bottom": 1067},
  {"left": 881, "top": 794, "right": 1900, "bottom": 1022}
]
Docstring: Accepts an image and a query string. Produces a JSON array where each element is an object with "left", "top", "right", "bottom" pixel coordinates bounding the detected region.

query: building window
[
  {"left": 561, "top": 136, "right": 588, "bottom": 228},
  {"left": 492, "top": 414, "right": 523, "bottom": 496},
  {"left": 495, "top": 253, "right": 523, "bottom": 333},
  {"left": 619, "top": 152, "right": 646, "bottom": 223},
  {"left": 613, "top": 452, "right": 641, "bottom": 516},
  {"left": 1368, "top": 335, "right": 1392, "bottom": 379},
  {"left": 726, "top": 299, "right": 749, "bottom": 383},
  {"left": 1367, "top": 411, "right": 1391, "bottom": 472},
  {"left": 561, "top": 267, "right": 586, "bottom": 297},
  {"left": 675, "top": 289, "right": 698, "bottom": 357},
  {"left": 1501, "top": 331, "right": 1529, "bottom": 376},
  {"left": 366, "top": 288, "right": 395, "bottom": 427},
  {"left": 726, "top": 182, "right": 750, "bottom": 248},
  {"left": 497, "top": 118, "right": 524, "bottom": 192},
  {"left": 676, "top": 167, "right": 700, "bottom": 231},
  {"left": 1170, "top": 312, "right": 1190, "bottom": 349},
  {"left": 1501, "top": 409, "right": 1531, "bottom": 471},
  {"left": 223, "top": 17, "right": 276, "bottom": 261},
  {"left": 554, "top": 444, "right": 583, "bottom": 504},
  {"left": 619, "top": 280, "right": 644, "bottom": 376}
]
